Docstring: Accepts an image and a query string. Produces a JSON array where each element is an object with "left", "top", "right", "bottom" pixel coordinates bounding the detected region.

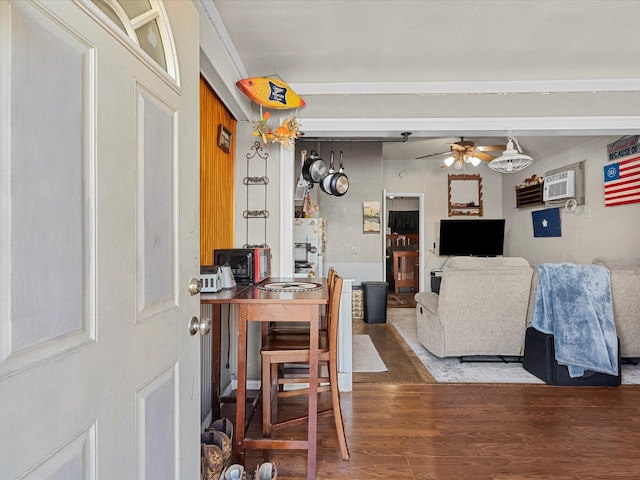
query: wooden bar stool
[
  {"left": 266, "top": 266, "right": 336, "bottom": 336},
  {"left": 260, "top": 273, "right": 350, "bottom": 461}
]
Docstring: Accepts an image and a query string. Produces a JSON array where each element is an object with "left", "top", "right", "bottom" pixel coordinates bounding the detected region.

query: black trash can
[{"left": 362, "top": 281, "right": 388, "bottom": 324}]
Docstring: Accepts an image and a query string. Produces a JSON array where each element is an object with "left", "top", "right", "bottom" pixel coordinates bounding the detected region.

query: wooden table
[
  {"left": 200, "top": 285, "right": 252, "bottom": 420},
  {"left": 202, "top": 279, "right": 328, "bottom": 480}
]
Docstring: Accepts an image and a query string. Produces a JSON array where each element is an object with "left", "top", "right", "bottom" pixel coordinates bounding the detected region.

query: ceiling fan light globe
[
  {"left": 470, "top": 156, "right": 481, "bottom": 167},
  {"left": 453, "top": 160, "right": 463, "bottom": 170},
  {"left": 443, "top": 156, "right": 455, "bottom": 167}
]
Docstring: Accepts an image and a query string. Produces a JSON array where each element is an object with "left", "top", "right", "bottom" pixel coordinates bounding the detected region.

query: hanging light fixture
[
  {"left": 443, "top": 153, "right": 481, "bottom": 169},
  {"left": 488, "top": 136, "right": 534, "bottom": 173},
  {"left": 469, "top": 155, "right": 482, "bottom": 167}
]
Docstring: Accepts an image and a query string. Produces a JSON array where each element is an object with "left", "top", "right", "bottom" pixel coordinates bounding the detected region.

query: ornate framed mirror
[{"left": 448, "top": 174, "right": 483, "bottom": 216}]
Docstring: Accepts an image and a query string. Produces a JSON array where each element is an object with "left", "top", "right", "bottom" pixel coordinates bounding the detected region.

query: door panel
[
  {"left": 1, "top": 0, "right": 94, "bottom": 378},
  {"left": 136, "top": 365, "right": 178, "bottom": 479},
  {"left": 137, "top": 86, "right": 176, "bottom": 318},
  {"left": 0, "top": 1, "right": 200, "bottom": 478},
  {"left": 19, "top": 425, "right": 96, "bottom": 480}
]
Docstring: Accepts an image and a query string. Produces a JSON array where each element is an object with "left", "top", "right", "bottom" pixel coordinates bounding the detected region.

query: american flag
[{"left": 603, "top": 155, "right": 640, "bottom": 207}]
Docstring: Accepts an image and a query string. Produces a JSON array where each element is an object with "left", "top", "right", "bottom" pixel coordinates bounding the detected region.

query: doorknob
[
  {"left": 188, "top": 277, "right": 202, "bottom": 295},
  {"left": 189, "top": 316, "right": 211, "bottom": 336}
]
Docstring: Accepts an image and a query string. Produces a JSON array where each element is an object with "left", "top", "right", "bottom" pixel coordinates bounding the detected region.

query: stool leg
[
  {"left": 261, "top": 355, "right": 272, "bottom": 438},
  {"left": 329, "top": 358, "right": 349, "bottom": 460},
  {"left": 270, "top": 363, "right": 279, "bottom": 424}
]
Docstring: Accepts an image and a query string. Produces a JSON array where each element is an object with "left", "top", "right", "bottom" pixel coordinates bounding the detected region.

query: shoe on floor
[
  {"left": 221, "top": 464, "right": 246, "bottom": 480},
  {"left": 207, "top": 417, "right": 234, "bottom": 443},
  {"left": 202, "top": 430, "right": 232, "bottom": 466},
  {"left": 254, "top": 462, "right": 277, "bottom": 480},
  {"left": 200, "top": 441, "right": 224, "bottom": 480}
]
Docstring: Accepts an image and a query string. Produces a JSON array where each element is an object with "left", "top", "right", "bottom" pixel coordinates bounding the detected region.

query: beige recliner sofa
[
  {"left": 414, "top": 256, "right": 534, "bottom": 358},
  {"left": 593, "top": 256, "right": 640, "bottom": 358}
]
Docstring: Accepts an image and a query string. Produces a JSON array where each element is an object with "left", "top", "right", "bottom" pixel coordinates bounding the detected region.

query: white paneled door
[{"left": 0, "top": 1, "right": 201, "bottom": 478}]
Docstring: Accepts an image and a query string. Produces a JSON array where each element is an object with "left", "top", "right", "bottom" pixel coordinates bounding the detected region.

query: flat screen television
[{"left": 438, "top": 219, "right": 505, "bottom": 257}]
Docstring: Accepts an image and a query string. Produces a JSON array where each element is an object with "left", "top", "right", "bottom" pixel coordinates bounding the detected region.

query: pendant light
[{"left": 488, "top": 136, "right": 534, "bottom": 173}]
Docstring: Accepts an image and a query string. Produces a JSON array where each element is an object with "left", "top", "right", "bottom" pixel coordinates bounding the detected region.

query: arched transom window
[{"left": 89, "top": 0, "right": 178, "bottom": 82}]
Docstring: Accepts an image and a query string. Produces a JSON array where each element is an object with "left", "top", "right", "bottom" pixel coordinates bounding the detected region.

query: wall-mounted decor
[
  {"left": 515, "top": 174, "right": 545, "bottom": 208},
  {"left": 448, "top": 174, "right": 483, "bottom": 216},
  {"left": 532, "top": 207, "right": 561, "bottom": 237},
  {"left": 218, "top": 124, "right": 232, "bottom": 153},
  {"left": 236, "top": 77, "right": 306, "bottom": 110},
  {"left": 363, "top": 201, "right": 381, "bottom": 233},
  {"left": 604, "top": 136, "right": 640, "bottom": 207}
]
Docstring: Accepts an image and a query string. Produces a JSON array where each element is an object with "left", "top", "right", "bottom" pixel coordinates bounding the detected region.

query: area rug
[
  {"left": 388, "top": 309, "right": 640, "bottom": 384},
  {"left": 387, "top": 293, "right": 409, "bottom": 306},
  {"left": 352, "top": 334, "right": 388, "bottom": 372}
]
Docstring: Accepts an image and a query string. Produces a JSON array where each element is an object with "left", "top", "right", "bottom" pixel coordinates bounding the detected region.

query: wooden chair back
[
  {"left": 392, "top": 250, "right": 419, "bottom": 293},
  {"left": 327, "top": 274, "right": 343, "bottom": 358}
]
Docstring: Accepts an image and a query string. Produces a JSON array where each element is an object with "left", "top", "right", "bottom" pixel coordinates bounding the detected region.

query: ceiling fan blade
[
  {"left": 476, "top": 145, "right": 506, "bottom": 152},
  {"left": 473, "top": 152, "right": 497, "bottom": 161},
  {"left": 415, "top": 150, "right": 450, "bottom": 160}
]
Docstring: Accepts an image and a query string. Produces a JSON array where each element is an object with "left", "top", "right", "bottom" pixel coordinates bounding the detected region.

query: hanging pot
[
  {"left": 320, "top": 151, "right": 336, "bottom": 195},
  {"left": 328, "top": 151, "right": 349, "bottom": 196},
  {"left": 302, "top": 150, "right": 327, "bottom": 184}
]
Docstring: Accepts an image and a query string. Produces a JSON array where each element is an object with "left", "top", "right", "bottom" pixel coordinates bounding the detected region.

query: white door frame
[{"left": 382, "top": 191, "right": 425, "bottom": 292}]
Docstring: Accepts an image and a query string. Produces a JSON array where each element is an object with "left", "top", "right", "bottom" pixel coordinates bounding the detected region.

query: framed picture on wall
[
  {"left": 218, "top": 124, "right": 232, "bottom": 153},
  {"left": 363, "top": 201, "right": 381, "bottom": 233}
]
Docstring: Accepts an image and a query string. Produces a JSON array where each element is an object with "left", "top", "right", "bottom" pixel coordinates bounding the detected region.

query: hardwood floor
[
  {"left": 352, "top": 314, "right": 434, "bottom": 384},
  {"left": 237, "top": 308, "right": 640, "bottom": 479},
  {"left": 243, "top": 383, "right": 640, "bottom": 479}
]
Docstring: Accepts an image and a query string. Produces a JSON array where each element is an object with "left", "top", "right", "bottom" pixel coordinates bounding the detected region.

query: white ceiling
[
  {"left": 207, "top": 0, "right": 640, "bottom": 158},
  {"left": 212, "top": 0, "right": 640, "bottom": 84}
]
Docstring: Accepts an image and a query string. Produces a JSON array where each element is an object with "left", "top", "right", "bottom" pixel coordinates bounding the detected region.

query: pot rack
[{"left": 298, "top": 131, "right": 412, "bottom": 143}]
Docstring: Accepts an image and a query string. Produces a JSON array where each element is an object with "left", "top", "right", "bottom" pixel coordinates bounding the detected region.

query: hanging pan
[
  {"left": 328, "top": 151, "right": 349, "bottom": 196},
  {"left": 302, "top": 150, "right": 327, "bottom": 184},
  {"left": 320, "top": 151, "right": 336, "bottom": 195}
]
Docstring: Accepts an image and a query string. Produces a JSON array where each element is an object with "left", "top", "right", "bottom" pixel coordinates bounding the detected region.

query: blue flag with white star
[{"left": 532, "top": 207, "right": 561, "bottom": 237}]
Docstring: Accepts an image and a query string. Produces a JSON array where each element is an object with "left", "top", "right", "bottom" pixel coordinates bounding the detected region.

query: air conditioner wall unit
[{"left": 543, "top": 170, "right": 576, "bottom": 201}]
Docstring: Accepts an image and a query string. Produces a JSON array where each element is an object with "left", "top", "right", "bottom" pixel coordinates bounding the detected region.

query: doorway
[{"left": 382, "top": 191, "right": 425, "bottom": 293}]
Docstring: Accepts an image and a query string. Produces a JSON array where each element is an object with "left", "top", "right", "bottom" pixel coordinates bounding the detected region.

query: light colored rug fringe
[
  {"left": 352, "top": 334, "right": 388, "bottom": 372},
  {"left": 388, "top": 308, "right": 640, "bottom": 385}
]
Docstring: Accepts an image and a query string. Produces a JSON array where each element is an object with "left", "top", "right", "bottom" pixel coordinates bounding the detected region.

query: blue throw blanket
[{"left": 532, "top": 263, "right": 618, "bottom": 378}]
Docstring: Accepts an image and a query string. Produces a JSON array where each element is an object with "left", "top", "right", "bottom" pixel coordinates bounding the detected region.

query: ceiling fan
[{"left": 416, "top": 138, "right": 506, "bottom": 169}]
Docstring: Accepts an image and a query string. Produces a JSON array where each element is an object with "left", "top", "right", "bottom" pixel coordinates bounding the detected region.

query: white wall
[
  {"left": 230, "top": 121, "right": 282, "bottom": 383},
  {"left": 288, "top": 141, "right": 505, "bottom": 284},
  {"left": 233, "top": 121, "right": 284, "bottom": 274},
  {"left": 502, "top": 136, "right": 640, "bottom": 264},
  {"left": 382, "top": 156, "right": 504, "bottom": 278},
  {"left": 233, "top": 128, "right": 640, "bottom": 285}
]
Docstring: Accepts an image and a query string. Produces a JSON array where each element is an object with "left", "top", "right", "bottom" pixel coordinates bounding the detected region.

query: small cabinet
[{"left": 515, "top": 183, "right": 544, "bottom": 208}]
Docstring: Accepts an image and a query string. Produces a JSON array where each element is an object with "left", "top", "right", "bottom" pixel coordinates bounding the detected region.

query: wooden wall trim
[{"left": 200, "top": 76, "right": 236, "bottom": 265}]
